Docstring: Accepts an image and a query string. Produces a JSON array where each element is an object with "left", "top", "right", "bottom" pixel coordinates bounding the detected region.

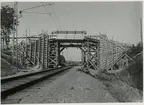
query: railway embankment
[
  {"left": 1, "top": 47, "right": 66, "bottom": 77},
  {"left": 1, "top": 48, "right": 41, "bottom": 77},
  {"left": 96, "top": 52, "right": 143, "bottom": 102},
  {"left": 83, "top": 43, "right": 143, "bottom": 102}
]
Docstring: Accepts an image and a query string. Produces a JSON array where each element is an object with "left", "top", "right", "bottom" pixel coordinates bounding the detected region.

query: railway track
[{"left": 1, "top": 65, "right": 73, "bottom": 99}]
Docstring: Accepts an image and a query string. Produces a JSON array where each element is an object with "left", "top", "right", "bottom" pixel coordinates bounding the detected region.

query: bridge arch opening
[{"left": 62, "top": 48, "right": 81, "bottom": 62}]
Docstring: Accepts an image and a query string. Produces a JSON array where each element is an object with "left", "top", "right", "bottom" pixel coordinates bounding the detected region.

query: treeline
[
  {"left": 127, "top": 42, "right": 143, "bottom": 90},
  {"left": 128, "top": 42, "right": 143, "bottom": 57}
]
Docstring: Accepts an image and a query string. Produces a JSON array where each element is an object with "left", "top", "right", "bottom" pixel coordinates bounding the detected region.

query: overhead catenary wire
[
  {"left": 19, "top": 3, "right": 54, "bottom": 13},
  {"left": 22, "top": 11, "right": 51, "bottom": 14},
  {"left": 19, "top": 2, "right": 61, "bottom": 30},
  {"left": 40, "top": 2, "right": 59, "bottom": 29},
  {"left": 51, "top": 5, "right": 62, "bottom": 30},
  {"left": 22, "top": 11, "right": 61, "bottom": 29}
]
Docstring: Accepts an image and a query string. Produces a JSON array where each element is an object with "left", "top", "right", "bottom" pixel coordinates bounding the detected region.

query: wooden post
[
  {"left": 46, "top": 35, "right": 48, "bottom": 68},
  {"left": 47, "top": 35, "right": 49, "bottom": 68},
  {"left": 57, "top": 42, "right": 60, "bottom": 66},
  {"left": 38, "top": 37, "right": 41, "bottom": 65},
  {"left": 42, "top": 35, "right": 45, "bottom": 68},
  {"left": 87, "top": 40, "right": 90, "bottom": 70},
  {"left": 34, "top": 40, "right": 37, "bottom": 64},
  {"left": 29, "top": 40, "right": 32, "bottom": 62}
]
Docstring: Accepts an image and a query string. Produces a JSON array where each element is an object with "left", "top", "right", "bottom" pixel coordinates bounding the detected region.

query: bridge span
[{"left": 13, "top": 31, "right": 133, "bottom": 74}]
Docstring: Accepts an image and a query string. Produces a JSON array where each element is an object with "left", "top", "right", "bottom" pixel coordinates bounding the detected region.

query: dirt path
[{"left": 19, "top": 66, "right": 117, "bottom": 103}]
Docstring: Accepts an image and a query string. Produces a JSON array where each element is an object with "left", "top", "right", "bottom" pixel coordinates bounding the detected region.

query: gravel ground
[
  {"left": 1, "top": 68, "right": 70, "bottom": 104},
  {"left": 17, "top": 66, "right": 117, "bottom": 103},
  {"left": 1, "top": 65, "right": 41, "bottom": 78}
]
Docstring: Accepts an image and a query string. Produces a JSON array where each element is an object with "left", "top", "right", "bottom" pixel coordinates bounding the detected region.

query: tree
[
  {"left": 128, "top": 42, "right": 143, "bottom": 57},
  {"left": 1, "top": 5, "right": 17, "bottom": 47},
  {"left": 59, "top": 55, "right": 66, "bottom": 66}
]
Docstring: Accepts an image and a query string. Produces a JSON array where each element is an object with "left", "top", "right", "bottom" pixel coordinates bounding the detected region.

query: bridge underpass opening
[
  {"left": 52, "top": 31, "right": 86, "bottom": 66},
  {"left": 61, "top": 47, "right": 81, "bottom": 62},
  {"left": 58, "top": 39, "right": 100, "bottom": 71}
]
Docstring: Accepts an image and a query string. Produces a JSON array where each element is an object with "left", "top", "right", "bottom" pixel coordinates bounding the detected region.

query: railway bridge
[
  {"left": 24, "top": 30, "right": 133, "bottom": 74},
  {"left": 1, "top": 30, "right": 135, "bottom": 101}
]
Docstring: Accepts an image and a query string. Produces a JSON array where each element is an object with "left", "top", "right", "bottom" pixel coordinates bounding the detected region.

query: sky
[{"left": 1, "top": 1, "right": 143, "bottom": 61}]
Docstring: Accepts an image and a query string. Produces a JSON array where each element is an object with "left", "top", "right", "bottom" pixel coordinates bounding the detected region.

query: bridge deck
[{"left": 50, "top": 38, "right": 99, "bottom": 43}]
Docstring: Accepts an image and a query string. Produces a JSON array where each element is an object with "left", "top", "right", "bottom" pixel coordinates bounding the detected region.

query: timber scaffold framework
[{"left": 3, "top": 31, "right": 133, "bottom": 73}]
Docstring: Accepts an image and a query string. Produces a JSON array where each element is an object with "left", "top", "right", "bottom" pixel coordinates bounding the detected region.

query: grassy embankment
[{"left": 97, "top": 43, "right": 143, "bottom": 102}]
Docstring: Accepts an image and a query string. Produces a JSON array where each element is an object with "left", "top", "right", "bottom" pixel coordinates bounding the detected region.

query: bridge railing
[
  {"left": 39, "top": 33, "right": 58, "bottom": 39},
  {"left": 84, "top": 35, "right": 101, "bottom": 40},
  {"left": 48, "top": 35, "right": 58, "bottom": 39}
]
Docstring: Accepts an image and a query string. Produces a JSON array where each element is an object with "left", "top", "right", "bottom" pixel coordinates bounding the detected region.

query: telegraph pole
[
  {"left": 112, "top": 36, "right": 114, "bottom": 70},
  {"left": 29, "top": 28, "right": 31, "bottom": 37},
  {"left": 16, "top": 2, "right": 18, "bottom": 71},
  {"left": 25, "top": 29, "right": 28, "bottom": 42},
  {"left": 140, "top": 18, "right": 143, "bottom": 44},
  {"left": 13, "top": 2, "right": 18, "bottom": 71},
  {"left": 12, "top": 3, "right": 15, "bottom": 69}
]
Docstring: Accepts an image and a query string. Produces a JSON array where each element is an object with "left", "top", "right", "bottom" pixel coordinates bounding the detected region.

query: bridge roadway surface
[{"left": 2, "top": 66, "right": 117, "bottom": 103}]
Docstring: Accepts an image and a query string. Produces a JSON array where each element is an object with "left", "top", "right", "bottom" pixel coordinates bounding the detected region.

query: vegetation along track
[{"left": 1, "top": 65, "right": 73, "bottom": 99}]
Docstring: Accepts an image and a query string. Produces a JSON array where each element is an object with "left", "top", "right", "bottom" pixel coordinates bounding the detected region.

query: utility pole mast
[
  {"left": 12, "top": 2, "right": 18, "bottom": 71},
  {"left": 25, "top": 29, "right": 28, "bottom": 42},
  {"left": 140, "top": 18, "right": 143, "bottom": 44},
  {"left": 16, "top": 2, "right": 18, "bottom": 71},
  {"left": 12, "top": 5, "right": 15, "bottom": 69}
]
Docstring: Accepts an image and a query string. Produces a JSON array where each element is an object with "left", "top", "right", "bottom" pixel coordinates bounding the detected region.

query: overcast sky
[{"left": 2, "top": 2, "right": 142, "bottom": 61}]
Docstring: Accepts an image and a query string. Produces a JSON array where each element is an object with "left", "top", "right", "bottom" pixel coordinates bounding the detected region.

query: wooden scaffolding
[{"left": 81, "top": 33, "right": 132, "bottom": 73}]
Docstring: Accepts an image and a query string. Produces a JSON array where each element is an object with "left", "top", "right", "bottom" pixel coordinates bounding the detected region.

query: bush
[
  {"left": 128, "top": 42, "right": 143, "bottom": 57},
  {"left": 127, "top": 52, "right": 143, "bottom": 90},
  {"left": 59, "top": 55, "right": 66, "bottom": 66}
]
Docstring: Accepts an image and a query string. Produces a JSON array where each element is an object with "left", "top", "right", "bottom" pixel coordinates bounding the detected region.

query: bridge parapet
[
  {"left": 48, "top": 35, "right": 58, "bottom": 39},
  {"left": 51, "top": 30, "right": 87, "bottom": 35},
  {"left": 39, "top": 33, "right": 57, "bottom": 39},
  {"left": 84, "top": 35, "right": 100, "bottom": 40}
]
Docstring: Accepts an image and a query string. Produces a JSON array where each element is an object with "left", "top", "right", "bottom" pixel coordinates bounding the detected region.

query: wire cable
[
  {"left": 51, "top": 5, "right": 62, "bottom": 30},
  {"left": 20, "top": 3, "right": 54, "bottom": 13},
  {"left": 22, "top": 11, "right": 50, "bottom": 15},
  {"left": 40, "top": 2, "right": 59, "bottom": 29},
  {"left": 19, "top": 2, "right": 61, "bottom": 29}
]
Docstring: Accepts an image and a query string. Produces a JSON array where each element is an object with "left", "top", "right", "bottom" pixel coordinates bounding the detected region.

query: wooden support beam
[
  {"left": 46, "top": 35, "right": 49, "bottom": 68},
  {"left": 60, "top": 44, "right": 82, "bottom": 48},
  {"left": 34, "top": 40, "right": 37, "bottom": 64},
  {"left": 48, "top": 41, "right": 59, "bottom": 67},
  {"left": 60, "top": 47, "right": 65, "bottom": 53},
  {"left": 29, "top": 40, "right": 32, "bottom": 62},
  {"left": 38, "top": 37, "right": 41, "bottom": 64},
  {"left": 42, "top": 35, "right": 45, "bottom": 68},
  {"left": 57, "top": 42, "right": 60, "bottom": 66},
  {"left": 51, "top": 30, "right": 87, "bottom": 35}
]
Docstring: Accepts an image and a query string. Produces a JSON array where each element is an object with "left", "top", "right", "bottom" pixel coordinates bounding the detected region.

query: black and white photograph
[{"left": 1, "top": 0, "right": 143, "bottom": 104}]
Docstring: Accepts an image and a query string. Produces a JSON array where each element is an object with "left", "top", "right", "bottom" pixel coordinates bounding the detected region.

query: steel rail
[{"left": 1, "top": 65, "right": 73, "bottom": 99}]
